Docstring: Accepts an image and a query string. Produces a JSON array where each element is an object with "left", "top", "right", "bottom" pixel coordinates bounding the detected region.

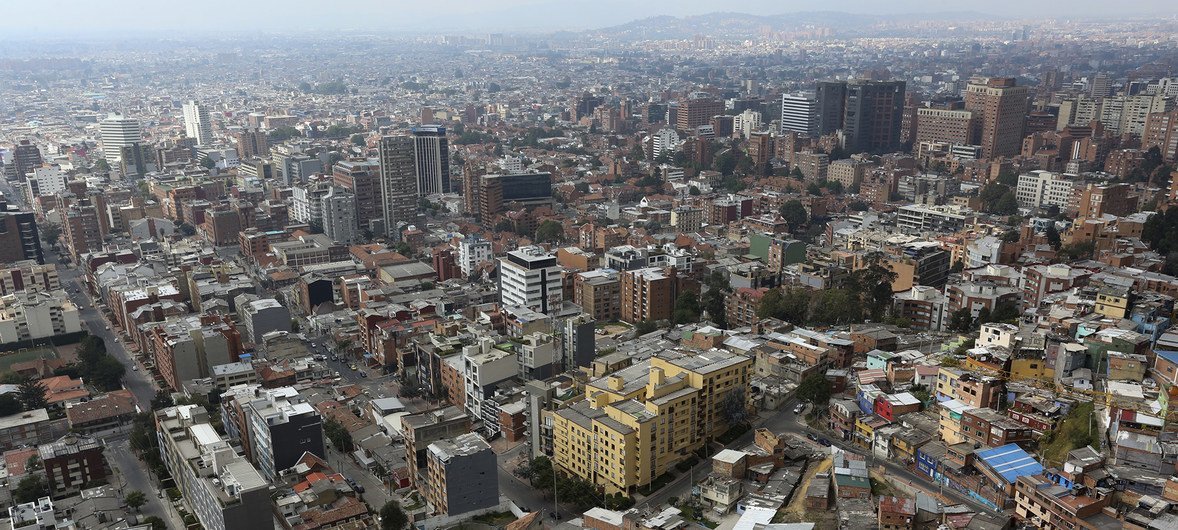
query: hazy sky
[{"left": 4, "top": 0, "right": 1173, "bottom": 35}]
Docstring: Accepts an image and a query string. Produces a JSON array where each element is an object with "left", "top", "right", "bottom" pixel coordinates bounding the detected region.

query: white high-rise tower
[
  {"left": 182, "top": 100, "right": 214, "bottom": 145},
  {"left": 99, "top": 114, "right": 142, "bottom": 172}
]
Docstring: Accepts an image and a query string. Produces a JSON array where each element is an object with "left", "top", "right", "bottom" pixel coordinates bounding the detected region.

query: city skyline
[{"left": 1, "top": 1, "right": 1175, "bottom": 35}]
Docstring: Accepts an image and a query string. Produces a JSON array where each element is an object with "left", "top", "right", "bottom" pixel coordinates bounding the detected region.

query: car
[
  {"left": 793, "top": 404, "right": 805, "bottom": 414},
  {"left": 349, "top": 364, "right": 358, "bottom": 371},
  {"left": 817, "top": 437, "right": 831, "bottom": 447},
  {"left": 132, "top": 365, "right": 139, "bottom": 371},
  {"left": 354, "top": 483, "right": 365, "bottom": 493},
  {"left": 806, "top": 433, "right": 818, "bottom": 442},
  {"left": 360, "top": 372, "right": 368, "bottom": 378}
]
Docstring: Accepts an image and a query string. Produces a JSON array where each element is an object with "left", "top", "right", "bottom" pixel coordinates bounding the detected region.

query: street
[{"left": 106, "top": 437, "right": 187, "bottom": 529}]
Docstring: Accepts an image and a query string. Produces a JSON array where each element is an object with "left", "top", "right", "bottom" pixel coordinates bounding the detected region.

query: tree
[
  {"left": 1045, "top": 223, "right": 1061, "bottom": 250},
  {"left": 94, "top": 159, "right": 111, "bottom": 173},
  {"left": 990, "top": 300, "right": 1021, "bottom": 323},
  {"left": 17, "top": 379, "right": 47, "bottom": 411},
  {"left": 807, "top": 288, "right": 862, "bottom": 325},
  {"left": 151, "top": 390, "right": 174, "bottom": 410},
  {"left": 39, "top": 223, "right": 62, "bottom": 248},
  {"left": 790, "top": 167, "right": 804, "bottom": 180},
  {"left": 689, "top": 185, "right": 701, "bottom": 196},
  {"left": 351, "top": 134, "right": 367, "bottom": 147},
  {"left": 948, "top": 308, "right": 974, "bottom": 332},
  {"left": 796, "top": 374, "right": 832, "bottom": 404},
  {"left": 13, "top": 475, "right": 48, "bottom": 504},
  {"left": 142, "top": 516, "right": 167, "bottom": 530},
  {"left": 779, "top": 200, "right": 808, "bottom": 232},
  {"left": 0, "top": 394, "right": 22, "bottom": 416},
  {"left": 177, "top": 223, "right": 197, "bottom": 236},
  {"left": 996, "top": 168, "right": 1019, "bottom": 187},
  {"left": 1142, "top": 146, "right": 1164, "bottom": 178},
  {"left": 701, "top": 273, "right": 731, "bottom": 329},
  {"left": 380, "top": 500, "right": 409, "bottom": 530},
  {"left": 324, "top": 419, "right": 354, "bottom": 452},
  {"left": 199, "top": 157, "right": 216, "bottom": 170},
  {"left": 672, "top": 291, "right": 701, "bottom": 325},
  {"left": 848, "top": 200, "right": 869, "bottom": 212},
  {"left": 89, "top": 356, "right": 126, "bottom": 391},
  {"left": 992, "top": 190, "right": 1019, "bottom": 215},
  {"left": 720, "top": 388, "right": 749, "bottom": 426},
  {"left": 267, "top": 126, "right": 303, "bottom": 143},
  {"left": 633, "top": 320, "right": 660, "bottom": 335},
  {"left": 125, "top": 490, "right": 147, "bottom": 512},
  {"left": 534, "top": 220, "right": 564, "bottom": 243}
]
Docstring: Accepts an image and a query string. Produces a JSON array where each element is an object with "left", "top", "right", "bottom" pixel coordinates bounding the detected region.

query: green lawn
[
  {"left": 1039, "top": 401, "right": 1097, "bottom": 466},
  {"left": 0, "top": 347, "right": 58, "bottom": 373}
]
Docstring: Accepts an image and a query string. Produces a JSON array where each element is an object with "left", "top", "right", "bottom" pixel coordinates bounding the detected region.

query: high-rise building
[
  {"left": 244, "top": 387, "right": 325, "bottom": 482},
  {"left": 498, "top": 246, "right": 563, "bottom": 314},
  {"left": 964, "top": 77, "right": 1029, "bottom": 158},
  {"left": 620, "top": 266, "right": 678, "bottom": 324},
  {"left": 1090, "top": 73, "right": 1112, "bottom": 99},
  {"left": 99, "top": 114, "right": 142, "bottom": 173},
  {"left": 411, "top": 125, "right": 450, "bottom": 195},
  {"left": 0, "top": 193, "right": 43, "bottom": 263},
  {"left": 816, "top": 81, "right": 848, "bottom": 136},
  {"left": 1143, "top": 109, "right": 1178, "bottom": 163},
  {"left": 676, "top": 95, "right": 724, "bottom": 131},
  {"left": 780, "top": 92, "right": 819, "bottom": 137},
  {"left": 182, "top": 100, "right": 214, "bottom": 146},
  {"left": 320, "top": 186, "right": 357, "bottom": 244},
  {"left": 233, "top": 128, "right": 269, "bottom": 159},
  {"left": 378, "top": 135, "right": 420, "bottom": 239},
  {"left": 842, "top": 80, "right": 906, "bottom": 154},
  {"left": 4, "top": 140, "right": 43, "bottom": 180},
  {"left": 333, "top": 159, "right": 383, "bottom": 234},
  {"left": 1015, "top": 170, "right": 1075, "bottom": 210}
]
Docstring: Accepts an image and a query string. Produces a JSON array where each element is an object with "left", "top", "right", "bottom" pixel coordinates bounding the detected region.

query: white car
[{"left": 132, "top": 365, "right": 139, "bottom": 372}]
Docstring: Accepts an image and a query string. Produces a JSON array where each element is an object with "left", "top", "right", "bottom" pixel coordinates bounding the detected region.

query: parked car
[
  {"left": 349, "top": 364, "right": 358, "bottom": 371},
  {"left": 132, "top": 365, "right": 139, "bottom": 372},
  {"left": 806, "top": 433, "right": 818, "bottom": 442},
  {"left": 360, "top": 372, "right": 368, "bottom": 378},
  {"left": 817, "top": 437, "right": 832, "bottom": 447},
  {"left": 793, "top": 403, "right": 806, "bottom": 414}
]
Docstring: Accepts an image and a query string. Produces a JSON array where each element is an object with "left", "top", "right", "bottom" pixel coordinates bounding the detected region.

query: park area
[{"left": 0, "top": 346, "right": 61, "bottom": 374}]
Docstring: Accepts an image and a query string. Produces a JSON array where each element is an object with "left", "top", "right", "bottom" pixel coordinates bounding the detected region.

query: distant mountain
[{"left": 589, "top": 10, "right": 1002, "bottom": 40}]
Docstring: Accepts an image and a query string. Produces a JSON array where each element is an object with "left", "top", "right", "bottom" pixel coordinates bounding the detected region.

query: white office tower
[
  {"left": 182, "top": 100, "right": 215, "bottom": 145},
  {"left": 498, "top": 246, "right": 563, "bottom": 315},
  {"left": 99, "top": 114, "right": 142, "bottom": 173},
  {"left": 780, "top": 92, "right": 819, "bottom": 137}
]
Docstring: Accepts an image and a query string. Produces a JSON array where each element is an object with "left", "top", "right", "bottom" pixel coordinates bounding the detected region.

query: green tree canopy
[
  {"left": 13, "top": 475, "right": 48, "bottom": 504},
  {"left": 672, "top": 291, "right": 702, "bottom": 325},
  {"left": 534, "top": 220, "right": 564, "bottom": 242},
  {"left": 796, "top": 374, "right": 832, "bottom": 404},
  {"left": 779, "top": 200, "right": 808, "bottom": 231},
  {"left": 125, "top": 490, "right": 147, "bottom": 512},
  {"left": 380, "top": 500, "right": 409, "bottom": 530},
  {"left": 17, "top": 379, "right": 47, "bottom": 411}
]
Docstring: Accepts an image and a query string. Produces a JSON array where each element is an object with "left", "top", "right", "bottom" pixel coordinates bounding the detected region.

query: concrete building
[
  {"left": 332, "top": 158, "right": 382, "bottom": 234},
  {"left": 915, "top": 108, "right": 977, "bottom": 147},
  {"left": 145, "top": 314, "right": 242, "bottom": 390},
  {"left": 99, "top": 114, "right": 142, "bottom": 173},
  {"left": 0, "top": 261, "right": 59, "bottom": 296},
  {"left": 964, "top": 77, "right": 1028, "bottom": 158},
  {"left": 458, "top": 235, "right": 492, "bottom": 278},
  {"left": 423, "top": 433, "right": 499, "bottom": 516},
  {"left": 244, "top": 386, "right": 324, "bottom": 482},
  {"left": 1015, "top": 170, "right": 1075, "bottom": 210},
  {"left": 24, "top": 167, "right": 68, "bottom": 201},
  {"left": 182, "top": 100, "right": 215, "bottom": 146},
  {"left": 37, "top": 434, "right": 108, "bottom": 498},
  {"left": 0, "top": 196, "right": 43, "bottom": 264},
  {"left": 574, "top": 269, "right": 621, "bottom": 322},
  {"left": 0, "top": 290, "right": 81, "bottom": 344},
  {"left": 239, "top": 298, "right": 291, "bottom": 344},
  {"left": 780, "top": 92, "right": 819, "bottom": 137},
  {"left": 620, "top": 267, "right": 677, "bottom": 324},
  {"left": 498, "top": 246, "right": 563, "bottom": 315},
  {"left": 378, "top": 135, "right": 420, "bottom": 239},
  {"left": 843, "top": 80, "right": 906, "bottom": 154},
  {"left": 676, "top": 96, "right": 724, "bottom": 131},
  {"left": 816, "top": 80, "right": 848, "bottom": 136},
  {"left": 552, "top": 350, "right": 752, "bottom": 494},
  {"left": 794, "top": 152, "right": 829, "bottom": 181},
  {"left": 5, "top": 139, "right": 43, "bottom": 180},
  {"left": 232, "top": 128, "right": 269, "bottom": 159},
  {"left": 401, "top": 407, "right": 471, "bottom": 487},
  {"left": 411, "top": 125, "right": 450, "bottom": 195},
  {"left": 156, "top": 405, "right": 272, "bottom": 530}
]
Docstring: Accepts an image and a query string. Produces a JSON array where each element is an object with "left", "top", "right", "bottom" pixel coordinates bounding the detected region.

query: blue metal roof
[{"left": 976, "top": 444, "right": 1043, "bottom": 484}]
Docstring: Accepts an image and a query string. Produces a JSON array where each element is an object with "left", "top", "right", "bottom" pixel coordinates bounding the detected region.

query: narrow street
[{"left": 106, "top": 437, "right": 186, "bottom": 529}]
